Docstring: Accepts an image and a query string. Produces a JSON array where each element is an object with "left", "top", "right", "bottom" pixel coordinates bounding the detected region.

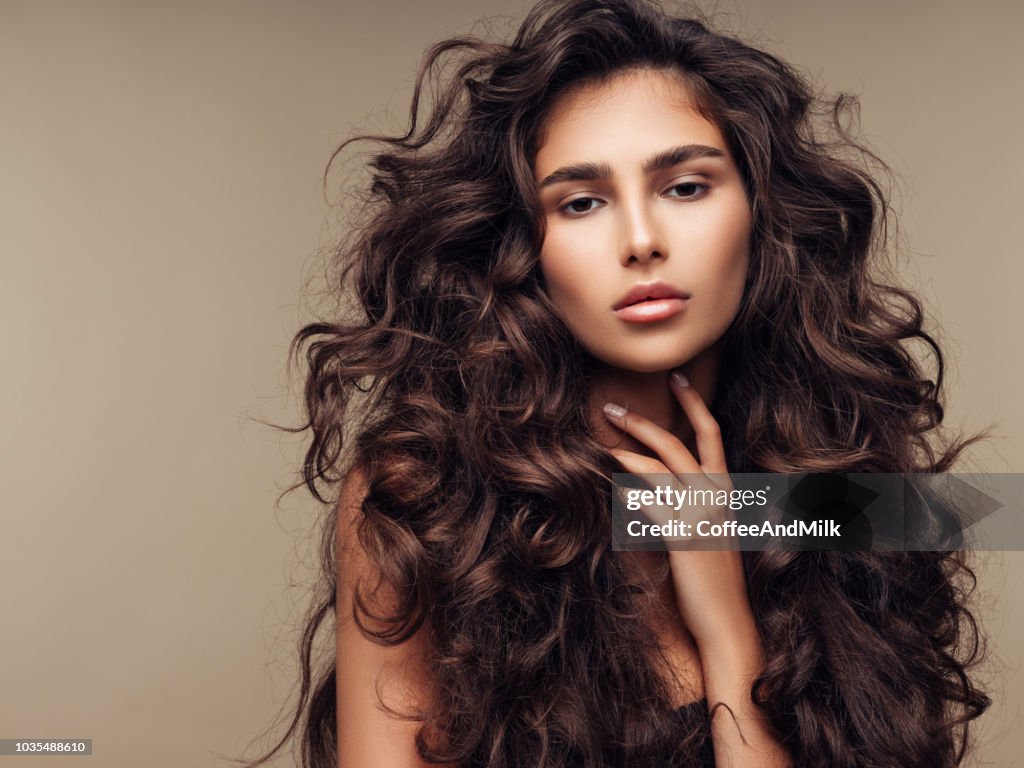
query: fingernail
[
  {"left": 603, "top": 402, "right": 627, "bottom": 421},
  {"left": 670, "top": 371, "right": 690, "bottom": 388}
]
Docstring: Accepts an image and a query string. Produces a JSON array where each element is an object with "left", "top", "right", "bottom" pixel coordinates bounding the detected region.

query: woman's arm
[
  {"left": 335, "top": 467, "right": 453, "bottom": 768},
  {"left": 605, "top": 374, "right": 792, "bottom": 767},
  {"left": 667, "top": 546, "right": 788, "bottom": 768},
  {"left": 692, "top": 602, "right": 785, "bottom": 768}
]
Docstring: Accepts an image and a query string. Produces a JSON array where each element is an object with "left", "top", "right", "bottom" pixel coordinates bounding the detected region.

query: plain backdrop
[{"left": 1, "top": 0, "right": 1021, "bottom": 765}]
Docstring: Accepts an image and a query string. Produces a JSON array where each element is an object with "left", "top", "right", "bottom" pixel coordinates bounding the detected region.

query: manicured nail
[
  {"left": 603, "top": 402, "right": 627, "bottom": 421},
  {"left": 671, "top": 371, "right": 690, "bottom": 388}
]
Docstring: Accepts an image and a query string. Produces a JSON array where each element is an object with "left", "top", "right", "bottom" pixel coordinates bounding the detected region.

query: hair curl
[{"left": 238, "top": 1, "right": 990, "bottom": 766}]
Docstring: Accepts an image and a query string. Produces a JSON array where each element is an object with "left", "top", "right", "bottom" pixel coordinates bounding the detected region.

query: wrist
[{"left": 693, "top": 607, "right": 761, "bottom": 662}]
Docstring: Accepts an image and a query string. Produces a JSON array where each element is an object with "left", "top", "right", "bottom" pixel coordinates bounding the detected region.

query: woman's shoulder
[
  {"left": 337, "top": 463, "right": 371, "bottom": 535},
  {"left": 335, "top": 461, "right": 404, "bottom": 617},
  {"left": 335, "top": 461, "right": 445, "bottom": 767}
]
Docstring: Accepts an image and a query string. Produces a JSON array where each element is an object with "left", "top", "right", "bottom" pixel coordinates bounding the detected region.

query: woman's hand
[
  {"left": 602, "top": 370, "right": 754, "bottom": 649},
  {"left": 603, "top": 370, "right": 792, "bottom": 767}
]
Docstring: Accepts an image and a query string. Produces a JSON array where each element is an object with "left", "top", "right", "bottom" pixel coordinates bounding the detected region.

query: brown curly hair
[{"left": 237, "top": 1, "right": 990, "bottom": 766}]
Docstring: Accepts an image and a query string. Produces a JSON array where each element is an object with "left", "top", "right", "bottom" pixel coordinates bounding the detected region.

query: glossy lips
[{"left": 613, "top": 281, "right": 690, "bottom": 323}]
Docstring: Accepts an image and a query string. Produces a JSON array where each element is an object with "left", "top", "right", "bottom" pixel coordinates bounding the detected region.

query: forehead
[{"left": 534, "top": 68, "right": 728, "bottom": 175}]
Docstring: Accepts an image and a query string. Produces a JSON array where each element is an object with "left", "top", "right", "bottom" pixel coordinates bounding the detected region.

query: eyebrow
[{"left": 537, "top": 143, "right": 726, "bottom": 189}]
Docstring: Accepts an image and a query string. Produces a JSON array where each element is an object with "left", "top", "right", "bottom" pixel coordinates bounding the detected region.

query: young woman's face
[{"left": 534, "top": 68, "right": 752, "bottom": 373}]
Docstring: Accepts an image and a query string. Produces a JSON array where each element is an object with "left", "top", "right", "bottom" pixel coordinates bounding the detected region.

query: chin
[
  {"left": 629, "top": 362, "right": 687, "bottom": 374},
  {"left": 597, "top": 353, "right": 693, "bottom": 374}
]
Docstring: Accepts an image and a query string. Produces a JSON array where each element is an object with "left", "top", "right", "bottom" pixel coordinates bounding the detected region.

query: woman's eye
[
  {"left": 561, "top": 197, "right": 602, "bottom": 216},
  {"left": 666, "top": 182, "right": 708, "bottom": 199}
]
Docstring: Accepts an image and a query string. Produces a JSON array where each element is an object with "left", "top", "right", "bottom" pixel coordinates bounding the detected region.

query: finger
[
  {"left": 609, "top": 448, "right": 670, "bottom": 476},
  {"left": 603, "top": 403, "right": 701, "bottom": 475},
  {"left": 609, "top": 449, "right": 672, "bottom": 526},
  {"left": 610, "top": 449, "right": 730, "bottom": 534},
  {"left": 668, "top": 371, "right": 728, "bottom": 476}
]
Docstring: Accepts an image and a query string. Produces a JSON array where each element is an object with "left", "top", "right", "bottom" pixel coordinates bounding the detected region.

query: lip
[
  {"left": 612, "top": 280, "right": 690, "bottom": 323},
  {"left": 612, "top": 281, "right": 690, "bottom": 311},
  {"left": 614, "top": 297, "right": 689, "bottom": 323}
]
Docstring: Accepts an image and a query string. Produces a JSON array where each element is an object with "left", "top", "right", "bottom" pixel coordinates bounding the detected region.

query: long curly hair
[{"left": 239, "top": 1, "right": 990, "bottom": 766}]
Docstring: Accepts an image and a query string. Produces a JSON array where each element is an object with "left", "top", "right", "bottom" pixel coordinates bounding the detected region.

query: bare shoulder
[
  {"left": 335, "top": 463, "right": 372, "bottom": 573},
  {"left": 335, "top": 462, "right": 446, "bottom": 768},
  {"left": 335, "top": 463, "right": 406, "bottom": 618}
]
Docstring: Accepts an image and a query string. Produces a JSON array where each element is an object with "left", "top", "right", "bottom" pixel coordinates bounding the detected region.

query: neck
[{"left": 587, "top": 341, "right": 723, "bottom": 458}]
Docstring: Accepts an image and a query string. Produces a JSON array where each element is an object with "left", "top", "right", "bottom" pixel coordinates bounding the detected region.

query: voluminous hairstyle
[{"left": 241, "top": 1, "right": 990, "bottom": 766}]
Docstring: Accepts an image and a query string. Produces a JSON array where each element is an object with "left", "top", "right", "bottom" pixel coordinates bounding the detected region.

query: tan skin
[
  {"left": 602, "top": 379, "right": 790, "bottom": 767},
  {"left": 337, "top": 68, "right": 791, "bottom": 766},
  {"left": 537, "top": 68, "right": 790, "bottom": 767}
]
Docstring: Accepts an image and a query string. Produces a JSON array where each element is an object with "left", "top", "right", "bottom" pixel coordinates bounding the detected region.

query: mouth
[
  {"left": 612, "top": 281, "right": 690, "bottom": 311},
  {"left": 611, "top": 280, "right": 691, "bottom": 324}
]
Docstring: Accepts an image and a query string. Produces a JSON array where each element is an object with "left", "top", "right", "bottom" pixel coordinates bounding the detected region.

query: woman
[{"left": 242, "top": 0, "right": 990, "bottom": 765}]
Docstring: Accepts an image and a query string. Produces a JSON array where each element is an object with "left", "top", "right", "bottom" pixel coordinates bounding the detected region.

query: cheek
[
  {"left": 705, "top": 205, "right": 752, "bottom": 296},
  {"left": 539, "top": 235, "right": 588, "bottom": 307}
]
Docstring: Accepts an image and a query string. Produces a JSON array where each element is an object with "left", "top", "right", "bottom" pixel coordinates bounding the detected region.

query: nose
[{"left": 620, "top": 200, "right": 667, "bottom": 266}]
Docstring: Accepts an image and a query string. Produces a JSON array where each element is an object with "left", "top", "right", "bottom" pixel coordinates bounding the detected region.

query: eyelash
[{"left": 559, "top": 182, "right": 710, "bottom": 217}]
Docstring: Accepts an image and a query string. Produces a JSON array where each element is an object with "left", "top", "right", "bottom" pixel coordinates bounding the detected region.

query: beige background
[{"left": 1, "top": 1, "right": 1020, "bottom": 765}]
